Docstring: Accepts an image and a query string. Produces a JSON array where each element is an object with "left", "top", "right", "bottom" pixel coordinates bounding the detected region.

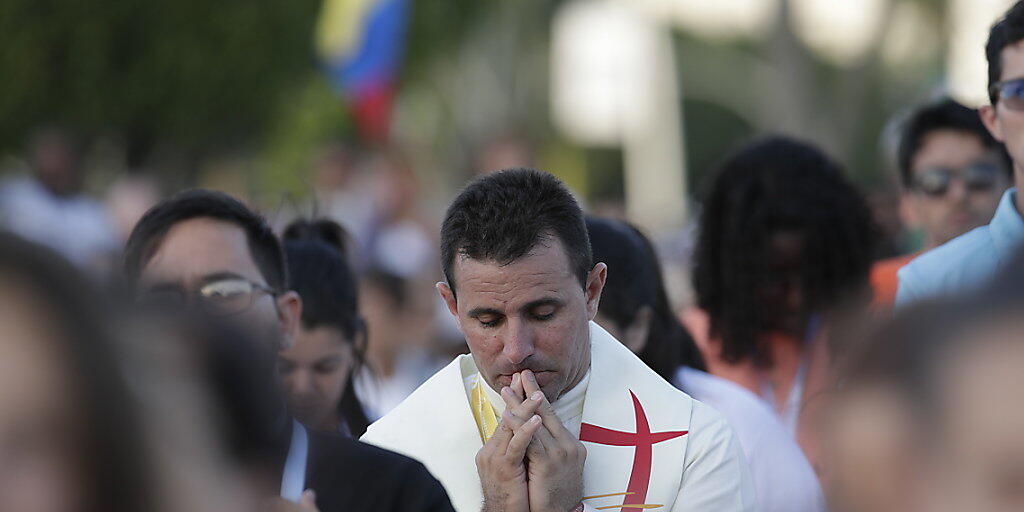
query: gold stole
[{"left": 470, "top": 376, "right": 499, "bottom": 442}]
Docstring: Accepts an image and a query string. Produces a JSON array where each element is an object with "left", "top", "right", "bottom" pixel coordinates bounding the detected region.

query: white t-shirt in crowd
[
  {"left": 675, "top": 366, "right": 826, "bottom": 512},
  {"left": 0, "top": 176, "right": 116, "bottom": 269}
]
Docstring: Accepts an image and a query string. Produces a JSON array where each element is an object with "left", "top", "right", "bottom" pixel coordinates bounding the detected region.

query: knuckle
[{"left": 502, "top": 410, "right": 517, "bottom": 424}]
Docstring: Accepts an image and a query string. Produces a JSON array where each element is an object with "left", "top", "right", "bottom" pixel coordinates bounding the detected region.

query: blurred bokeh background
[{"left": 0, "top": 0, "right": 1018, "bottom": 413}]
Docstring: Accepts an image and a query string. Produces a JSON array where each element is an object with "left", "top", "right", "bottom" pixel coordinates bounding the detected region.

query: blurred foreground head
[
  {"left": 828, "top": 254, "right": 1024, "bottom": 512},
  {"left": 0, "top": 233, "right": 153, "bottom": 512},
  {"left": 123, "top": 189, "right": 302, "bottom": 353}
]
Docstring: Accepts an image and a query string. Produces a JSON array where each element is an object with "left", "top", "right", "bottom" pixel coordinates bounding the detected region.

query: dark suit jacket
[{"left": 281, "top": 427, "right": 455, "bottom": 512}]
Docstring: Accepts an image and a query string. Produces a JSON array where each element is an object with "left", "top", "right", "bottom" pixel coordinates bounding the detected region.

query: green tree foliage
[{"left": 0, "top": 0, "right": 321, "bottom": 162}]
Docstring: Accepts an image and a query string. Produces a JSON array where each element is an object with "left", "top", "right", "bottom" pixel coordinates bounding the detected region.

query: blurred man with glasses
[
  {"left": 122, "top": 189, "right": 454, "bottom": 512},
  {"left": 896, "top": 1, "right": 1024, "bottom": 307},
  {"left": 872, "top": 98, "right": 1010, "bottom": 309}
]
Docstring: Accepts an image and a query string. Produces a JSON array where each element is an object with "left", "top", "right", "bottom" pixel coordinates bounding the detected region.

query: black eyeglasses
[
  {"left": 913, "top": 162, "right": 1001, "bottom": 198},
  {"left": 990, "top": 78, "right": 1024, "bottom": 110},
  {"left": 136, "top": 277, "right": 278, "bottom": 317}
]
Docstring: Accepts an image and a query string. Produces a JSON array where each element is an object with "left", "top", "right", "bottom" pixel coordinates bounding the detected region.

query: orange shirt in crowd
[{"left": 869, "top": 254, "right": 917, "bottom": 312}]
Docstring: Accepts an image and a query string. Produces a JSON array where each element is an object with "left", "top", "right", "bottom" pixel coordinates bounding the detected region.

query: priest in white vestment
[{"left": 361, "top": 169, "right": 755, "bottom": 512}]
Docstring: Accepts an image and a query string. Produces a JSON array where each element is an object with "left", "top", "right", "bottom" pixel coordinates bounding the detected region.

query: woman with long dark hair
[
  {"left": 278, "top": 219, "right": 371, "bottom": 437},
  {"left": 588, "top": 216, "right": 826, "bottom": 512}
]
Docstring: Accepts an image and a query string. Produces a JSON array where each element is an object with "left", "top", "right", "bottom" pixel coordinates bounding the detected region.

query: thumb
[{"left": 300, "top": 489, "right": 318, "bottom": 510}]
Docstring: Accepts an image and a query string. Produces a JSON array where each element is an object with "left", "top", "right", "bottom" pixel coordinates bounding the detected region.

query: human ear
[
  {"left": 275, "top": 291, "right": 302, "bottom": 350},
  {"left": 584, "top": 263, "right": 608, "bottom": 320}
]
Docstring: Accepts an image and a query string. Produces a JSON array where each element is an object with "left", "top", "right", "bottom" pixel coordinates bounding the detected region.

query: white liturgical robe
[{"left": 361, "top": 322, "right": 756, "bottom": 512}]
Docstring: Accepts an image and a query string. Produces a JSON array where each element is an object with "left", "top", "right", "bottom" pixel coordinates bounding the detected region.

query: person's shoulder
[
  {"left": 361, "top": 355, "right": 472, "bottom": 458},
  {"left": 363, "top": 356, "right": 465, "bottom": 434},
  {"left": 307, "top": 432, "right": 454, "bottom": 512},
  {"left": 676, "top": 368, "right": 824, "bottom": 511},
  {"left": 310, "top": 429, "right": 413, "bottom": 464},
  {"left": 898, "top": 226, "right": 996, "bottom": 297},
  {"left": 676, "top": 367, "right": 778, "bottom": 436},
  {"left": 685, "top": 394, "right": 737, "bottom": 447},
  {"left": 910, "top": 226, "right": 994, "bottom": 268}
]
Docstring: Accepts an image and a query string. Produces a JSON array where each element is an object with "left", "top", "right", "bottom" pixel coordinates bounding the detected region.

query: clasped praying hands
[{"left": 476, "top": 369, "right": 587, "bottom": 512}]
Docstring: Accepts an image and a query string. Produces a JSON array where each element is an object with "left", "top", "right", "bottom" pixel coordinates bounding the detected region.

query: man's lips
[{"left": 496, "top": 370, "right": 555, "bottom": 388}]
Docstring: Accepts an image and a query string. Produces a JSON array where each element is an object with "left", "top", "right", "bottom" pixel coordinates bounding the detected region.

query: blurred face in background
[
  {"left": 926, "top": 319, "right": 1024, "bottom": 512},
  {"left": 757, "top": 229, "right": 808, "bottom": 337},
  {"left": 904, "top": 129, "right": 1008, "bottom": 248},
  {"left": 0, "top": 280, "right": 84, "bottom": 512},
  {"left": 30, "top": 131, "right": 81, "bottom": 197},
  {"left": 135, "top": 217, "right": 301, "bottom": 354},
  {"left": 278, "top": 326, "right": 357, "bottom": 432}
]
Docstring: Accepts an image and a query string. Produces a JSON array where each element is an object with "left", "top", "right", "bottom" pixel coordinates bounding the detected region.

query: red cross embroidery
[{"left": 579, "top": 390, "right": 688, "bottom": 511}]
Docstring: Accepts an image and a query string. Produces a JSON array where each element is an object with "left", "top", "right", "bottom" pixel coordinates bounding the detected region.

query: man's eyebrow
[
  {"left": 315, "top": 355, "right": 345, "bottom": 364},
  {"left": 467, "top": 307, "right": 503, "bottom": 319},
  {"left": 521, "top": 298, "right": 564, "bottom": 312}
]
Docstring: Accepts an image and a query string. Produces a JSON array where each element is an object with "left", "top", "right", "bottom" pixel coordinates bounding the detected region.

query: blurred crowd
[{"left": 5, "top": 2, "right": 1024, "bottom": 512}]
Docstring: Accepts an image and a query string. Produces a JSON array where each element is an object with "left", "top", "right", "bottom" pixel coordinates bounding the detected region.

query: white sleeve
[{"left": 671, "top": 403, "right": 757, "bottom": 512}]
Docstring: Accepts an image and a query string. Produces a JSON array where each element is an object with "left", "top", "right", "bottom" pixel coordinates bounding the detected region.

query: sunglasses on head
[
  {"left": 991, "top": 78, "right": 1024, "bottom": 111},
  {"left": 913, "top": 162, "right": 1001, "bottom": 197}
]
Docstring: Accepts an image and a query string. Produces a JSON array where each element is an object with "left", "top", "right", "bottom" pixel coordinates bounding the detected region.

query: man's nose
[
  {"left": 947, "top": 177, "right": 969, "bottom": 202},
  {"left": 502, "top": 318, "right": 535, "bottom": 366},
  {"left": 289, "top": 369, "right": 315, "bottom": 395}
]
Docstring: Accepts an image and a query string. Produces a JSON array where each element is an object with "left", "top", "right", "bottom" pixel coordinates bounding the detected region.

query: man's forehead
[
  {"left": 140, "top": 217, "right": 264, "bottom": 286},
  {"left": 455, "top": 254, "right": 575, "bottom": 306},
  {"left": 1001, "top": 39, "right": 1024, "bottom": 80},
  {"left": 913, "top": 131, "right": 989, "bottom": 168}
]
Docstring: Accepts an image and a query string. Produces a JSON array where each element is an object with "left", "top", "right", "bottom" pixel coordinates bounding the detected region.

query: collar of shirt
[
  {"left": 483, "top": 370, "right": 591, "bottom": 438},
  {"left": 990, "top": 188, "right": 1024, "bottom": 260}
]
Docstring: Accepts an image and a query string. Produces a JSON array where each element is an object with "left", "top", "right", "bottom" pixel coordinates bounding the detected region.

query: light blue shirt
[{"left": 896, "top": 188, "right": 1024, "bottom": 308}]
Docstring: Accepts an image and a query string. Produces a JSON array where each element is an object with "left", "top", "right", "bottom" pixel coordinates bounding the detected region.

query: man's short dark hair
[
  {"left": 440, "top": 168, "right": 592, "bottom": 298},
  {"left": 897, "top": 98, "right": 1011, "bottom": 188},
  {"left": 123, "top": 189, "right": 287, "bottom": 291},
  {"left": 987, "top": 1, "right": 1024, "bottom": 104}
]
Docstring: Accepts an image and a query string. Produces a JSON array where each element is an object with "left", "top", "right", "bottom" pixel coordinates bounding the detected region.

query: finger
[
  {"left": 299, "top": 490, "right": 319, "bottom": 511},
  {"left": 532, "top": 422, "right": 556, "bottom": 453},
  {"left": 521, "top": 368, "right": 542, "bottom": 397},
  {"left": 487, "top": 419, "right": 515, "bottom": 450},
  {"left": 502, "top": 386, "right": 543, "bottom": 422},
  {"left": 501, "top": 408, "right": 526, "bottom": 430},
  {"left": 501, "top": 387, "right": 543, "bottom": 429},
  {"left": 500, "top": 386, "right": 519, "bottom": 410},
  {"left": 505, "top": 414, "right": 542, "bottom": 459},
  {"left": 521, "top": 370, "right": 571, "bottom": 432},
  {"left": 511, "top": 372, "right": 525, "bottom": 401}
]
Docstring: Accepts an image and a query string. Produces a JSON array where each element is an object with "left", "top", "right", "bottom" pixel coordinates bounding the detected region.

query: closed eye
[
  {"left": 530, "top": 303, "right": 559, "bottom": 321},
  {"left": 479, "top": 316, "right": 503, "bottom": 328}
]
